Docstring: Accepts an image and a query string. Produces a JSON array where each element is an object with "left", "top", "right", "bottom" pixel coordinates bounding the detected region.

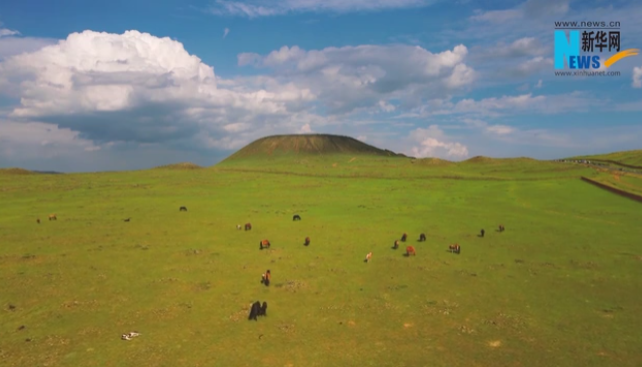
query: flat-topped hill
[{"left": 220, "top": 134, "right": 406, "bottom": 163}]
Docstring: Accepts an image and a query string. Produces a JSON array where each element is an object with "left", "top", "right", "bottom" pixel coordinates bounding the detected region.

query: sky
[{"left": 0, "top": 0, "right": 641, "bottom": 172}]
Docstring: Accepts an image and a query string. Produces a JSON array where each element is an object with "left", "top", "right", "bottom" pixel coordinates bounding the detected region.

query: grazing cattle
[
  {"left": 260, "top": 239, "right": 271, "bottom": 249},
  {"left": 245, "top": 223, "right": 252, "bottom": 231},
  {"left": 449, "top": 244, "right": 461, "bottom": 254},
  {"left": 261, "top": 270, "right": 271, "bottom": 286},
  {"left": 406, "top": 246, "right": 416, "bottom": 256},
  {"left": 480, "top": 229, "right": 485, "bottom": 237},
  {"left": 304, "top": 237, "right": 310, "bottom": 246},
  {"left": 419, "top": 233, "right": 426, "bottom": 242},
  {"left": 393, "top": 240, "right": 400, "bottom": 249},
  {"left": 237, "top": 224, "right": 242, "bottom": 230},
  {"left": 248, "top": 301, "right": 261, "bottom": 321},
  {"left": 179, "top": 206, "right": 187, "bottom": 212},
  {"left": 293, "top": 214, "right": 301, "bottom": 221},
  {"left": 259, "top": 301, "right": 268, "bottom": 317},
  {"left": 364, "top": 252, "right": 372, "bottom": 263},
  {"left": 123, "top": 218, "right": 131, "bottom": 222},
  {"left": 401, "top": 233, "right": 407, "bottom": 242},
  {"left": 36, "top": 218, "right": 40, "bottom": 224},
  {"left": 498, "top": 224, "right": 505, "bottom": 232},
  {"left": 48, "top": 214, "right": 57, "bottom": 221}
]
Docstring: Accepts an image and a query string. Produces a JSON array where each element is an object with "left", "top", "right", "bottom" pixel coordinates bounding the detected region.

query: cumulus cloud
[
  {"left": 408, "top": 125, "right": 469, "bottom": 159},
  {"left": 239, "top": 44, "right": 476, "bottom": 114},
  {"left": 0, "top": 35, "right": 58, "bottom": 60},
  {"left": 208, "top": 0, "right": 438, "bottom": 18},
  {"left": 633, "top": 66, "right": 642, "bottom": 88},
  {"left": 0, "top": 30, "right": 320, "bottom": 151}
]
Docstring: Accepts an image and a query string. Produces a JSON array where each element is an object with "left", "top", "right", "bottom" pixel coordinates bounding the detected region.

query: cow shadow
[{"left": 402, "top": 253, "right": 410, "bottom": 257}]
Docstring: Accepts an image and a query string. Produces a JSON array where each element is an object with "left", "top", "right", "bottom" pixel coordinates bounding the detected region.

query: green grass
[
  {"left": 570, "top": 149, "right": 642, "bottom": 168},
  {"left": 1, "top": 158, "right": 641, "bottom": 367}
]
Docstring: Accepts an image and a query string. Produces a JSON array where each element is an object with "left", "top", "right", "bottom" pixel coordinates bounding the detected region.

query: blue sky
[{"left": 0, "top": 0, "right": 641, "bottom": 172}]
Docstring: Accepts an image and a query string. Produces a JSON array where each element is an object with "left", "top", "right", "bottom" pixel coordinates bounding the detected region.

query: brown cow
[
  {"left": 364, "top": 252, "right": 372, "bottom": 263},
  {"left": 393, "top": 240, "right": 400, "bottom": 249},
  {"left": 406, "top": 246, "right": 416, "bottom": 256},
  {"left": 261, "top": 270, "right": 271, "bottom": 286},
  {"left": 245, "top": 223, "right": 252, "bottom": 231},
  {"left": 401, "top": 233, "right": 407, "bottom": 242},
  {"left": 498, "top": 224, "right": 505, "bottom": 232},
  {"left": 304, "top": 237, "right": 310, "bottom": 246},
  {"left": 259, "top": 239, "right": 270, "bottom": 249},
  {"left": 36, "top": 218, "right": 40, "bottom": 224},
  {"left": 48, "top": 214, "right": 57, "bottom": 221},
  {"left": 449, "top": 244, "right": 460, "bottom": 254}
]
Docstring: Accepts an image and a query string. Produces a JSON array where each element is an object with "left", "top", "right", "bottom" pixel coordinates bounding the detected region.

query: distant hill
[
  {"left": 219, "top": 134, "right": 408, "bottom": 163},
  {"left": 567, "top": 150, "right": 642, "bottom": 169},
  {"left": 0, "top": 168, "right": 34, "bottom": 175},
  {"left": 154, "top": 162, "right": 203, "bottom": 170}
]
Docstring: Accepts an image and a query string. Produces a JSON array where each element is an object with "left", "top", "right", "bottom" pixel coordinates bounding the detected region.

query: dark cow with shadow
[
  {"left": 304, "top": 237, "right": 310, "bottom": 246},
  {"left": 179, "top": 206, "right": 187, "bottom": 212},
  {"left": 245, "top": 223, "right": 252, "bottom": 231},
  {"left": 293, "top": 214, "right": 301, "bottom": 221},
  {"left": 248, "top": 301, "right": 261, "bottom": 321},
  {"left": 258, "top": 302, "right": 268, "bottom": 316},
  {"left": 393, "top": 240, "right": 400, "bottom": 249},
  {"left": 418, "top": 233, "right": 426, "bottom": 242},
  {"left": 401, "top": 233, "right": 407, "bottom": 242}
]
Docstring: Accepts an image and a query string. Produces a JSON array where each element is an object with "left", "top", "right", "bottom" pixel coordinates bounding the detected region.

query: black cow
[
  {"left": 401, "top": 233, "right": 407, "bottom": 242},
  {"left": 293, "top": 214, "right": 301, "bottom": 221},
  {"left": 258, "top": 302, "right": 268, "bottom": 316},
  {"left": 480, "top": 229, "right": 485, "bottom": 237},
  {"left": 179, "top": 206, "right": 187, "bottom": 212},
  {"left": 304, "top": 237, "right": 310, "bottom": 246},
  {"left": 418, "top": 233, "right": 426, "bottom": 242},
  {"left": 248, "top": 301, "right": 261, "bottom": 321},
  {"left": 123, "top": 218, "right": 131, "bottom": 222}
]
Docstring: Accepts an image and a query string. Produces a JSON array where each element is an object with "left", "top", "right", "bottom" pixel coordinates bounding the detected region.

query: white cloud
[
  {"left": 470, "top": 9, "right": 521, "bottom": 23},
  {"left": 357, "top": 135, "right": 367, "bottom": 141},
  {"left": 0, "top": 28, "right": 20, "bottom": 37},
  {"left": 535, "top": 79, "right": 542, "bottom": 88},
  {"left": 208, "top": 0, "right": 438, "bottom": 18},
  {"left": 480, "top": 37, "right": 548, "bottom": 59},
  {"left": 470, "top": 0, "right": 570, "bottom": 23},
  {"left": 408, "top": 125, "right": 469, "bottom": 159},
  {"left": 486, "top": 124, "right": 514, "bottom": 135},
  {"left": 299, "top": 123, "right": 313, "bottom": 133},
  {"left": 239, "top": 44, "right": 475, "bottom": 114},
  {"left": 223, "top": 28, "right": 230, "bottom": 38},
  {"left": 633, "top": 66, "right": 642, "bottom": 88},
  {"left": 0, "top": 30, "right": 320, "bottom": 151},
  {"left": 0, "top": 35, "right": 58, "bottom": 60},
  {"left": 0, "top": 119, "right": 101, "bottom": 159}
]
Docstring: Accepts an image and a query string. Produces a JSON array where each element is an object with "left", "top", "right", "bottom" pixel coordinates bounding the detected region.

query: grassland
[
  {"left": 569, "top": 149, "right": 642, "bottom": 168},
  {"left": 1, "top": 155, "right": 642, "bottom": 367}
]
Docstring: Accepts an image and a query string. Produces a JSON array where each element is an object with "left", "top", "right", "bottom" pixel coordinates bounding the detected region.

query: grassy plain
[{"left": 1, "top": 156, "right": 641, "bottom": 367}]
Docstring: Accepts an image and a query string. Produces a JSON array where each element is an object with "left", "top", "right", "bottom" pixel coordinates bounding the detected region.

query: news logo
[{"left": 554, "top": 22, "right": 638, "bottom": 70}]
